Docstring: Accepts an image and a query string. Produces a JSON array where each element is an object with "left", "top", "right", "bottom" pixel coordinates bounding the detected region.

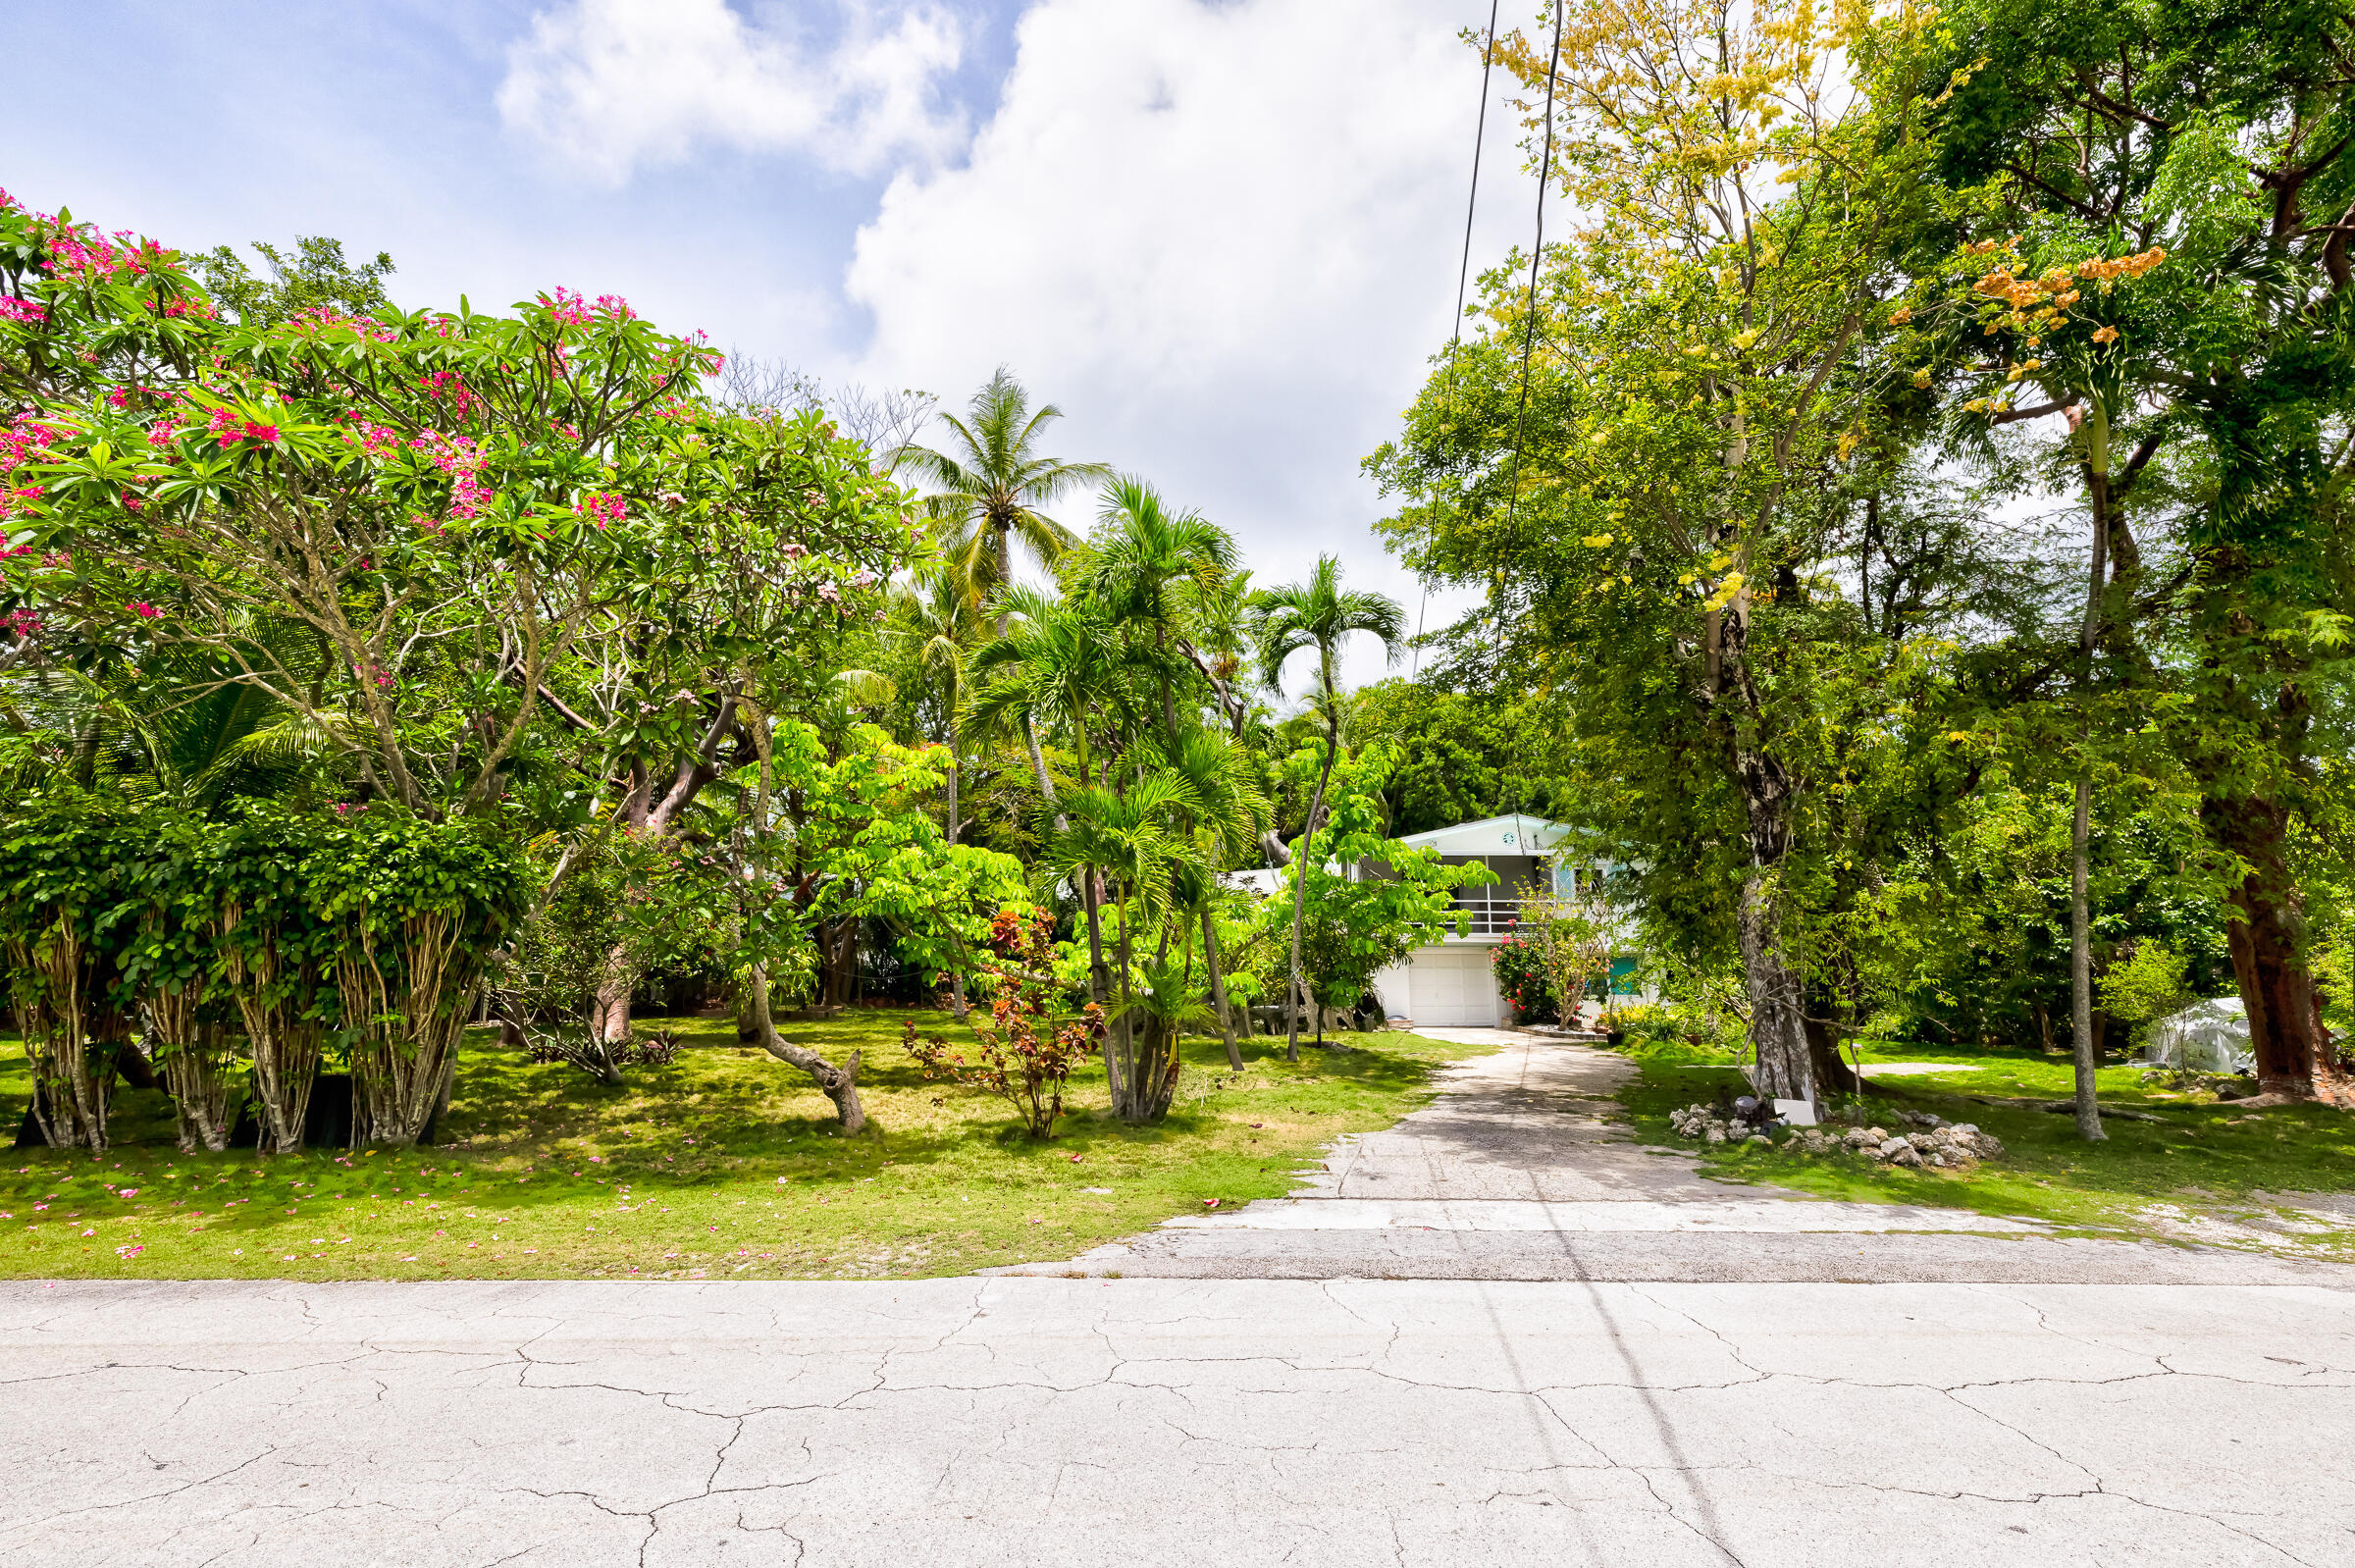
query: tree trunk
[
  {"left": 1083, "top": 880, "right": 1123, "bottom": 1103},
  {"left": 1737, "top": 870, "right": 1813, "bottom": 1103},
  {"left": 13, "top": 923, "right": 112, "bottom": 1150},
  {"left": 1732, "top": 753, "right": 1812, "bottom": 1105},
  {"left": 2068, "top": 774, "right": 2107, "bottom": 1139},
  {"left": 2068, "top": 442, "right": 2109, "bottom": 1140},
  {"left": 1799, "top": 991, "right": 1858, "bottom": 1101},
  {"left": 1110, "top": 1008, "right": 1180, "bottom": 1124},
  {"left": 1286, "top": 735, "right": 1340, "bottom": 1063},
  {"left": 1202, "top": 907, "right": 1242, "bottom": 1071},
  {"left": 2204, "top": 795, "right": 2326, "bottom": 1098},
  {"left": 740, "top": 964, "right": 867, "bottom": 1132}
]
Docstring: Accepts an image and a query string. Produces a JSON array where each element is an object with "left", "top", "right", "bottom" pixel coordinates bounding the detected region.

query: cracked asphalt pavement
[{"left": 5, "top": 1034, "right": 2350, "bottom": 1565}]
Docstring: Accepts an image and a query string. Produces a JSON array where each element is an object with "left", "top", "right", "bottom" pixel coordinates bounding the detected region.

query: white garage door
[{"left": 1409, "top": 947, "right": 1501, "bottom": 1026}]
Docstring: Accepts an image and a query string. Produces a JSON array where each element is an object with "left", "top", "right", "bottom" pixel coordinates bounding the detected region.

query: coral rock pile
[{"left": 1667, "top": 1104, "right": 2005, "bottom": 1169}]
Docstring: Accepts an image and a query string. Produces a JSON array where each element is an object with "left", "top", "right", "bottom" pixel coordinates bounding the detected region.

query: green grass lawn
[
  {"left": 1618, "top": 1036, "right": 2355, "bottom": 1251},
  {"left": 0, "top": 1013, "right": 1494, "bottom": 1282}
]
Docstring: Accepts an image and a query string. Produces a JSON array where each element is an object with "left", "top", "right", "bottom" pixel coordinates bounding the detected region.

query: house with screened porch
[{"left": 1367, "top": 814, "right": 1642, "bottom": 1027}]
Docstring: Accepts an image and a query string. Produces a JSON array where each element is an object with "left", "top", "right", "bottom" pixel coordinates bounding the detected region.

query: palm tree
[
  {"left": 891, "top": 368, "right": 1111, "bottom": 633},
  {"left": 1072, "top": 479, "right": 1260, "bottom": 1064},
  {"left": 1255, "top": 556, "right": 1405, "bottom": 1060},
  {"left": 964, "top": 587, "right": 1139, "bottom": 1012},
  {"left": 1150, "top": 730, "right": 1266, "bottom": 1070},
  {"left": 1173, "top": 567, "right": 1264, "bottom": 743},
  {"left": 1073, "top": 477, "right": 1235, "bottom": 730},
  {"left": 1040, "top": 776, "right": 1200, "bottom": 1123}
]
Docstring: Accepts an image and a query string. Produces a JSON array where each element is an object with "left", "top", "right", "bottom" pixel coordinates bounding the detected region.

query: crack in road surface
[{"left": 4, "top": 1031, "right": 2351, "bottom": 1565}]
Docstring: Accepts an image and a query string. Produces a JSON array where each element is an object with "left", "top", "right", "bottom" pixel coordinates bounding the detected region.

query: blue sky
[{"left": 7, "top": 1, "right": 1539, "bottom": 686}]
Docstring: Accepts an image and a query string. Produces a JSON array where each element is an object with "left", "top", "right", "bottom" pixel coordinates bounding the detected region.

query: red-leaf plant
[{"left": 906, "top": 909, "right": 1101, "bottom": 1139}]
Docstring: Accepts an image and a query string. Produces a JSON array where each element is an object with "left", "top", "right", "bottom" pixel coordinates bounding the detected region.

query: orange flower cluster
[
  {"left": 1974, "top": 267, "right": 2082, "bottom": 312},
  {"left": 2077, "top": 245, "right": 2168, "bottom": 284},
  {"left": 1965, "top": 242, "right": 2166, "bottom": 348}
]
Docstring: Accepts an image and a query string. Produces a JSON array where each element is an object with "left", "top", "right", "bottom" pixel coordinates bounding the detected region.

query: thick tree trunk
[
  {"left": 1737, "top": 871, "right": 1813, "bottom": 1103},
  {"left": 740, "top": 965, "right": 867, "bottom": 1132},
  {"left": 2206, "top": 796, "right": 2327, "bottom": 1098},
  {"left": 1799, "top": 991, "right": 1858, "bottom": 1101},
  {"left": 1732, "top": 752, "right": 1812, "bottom": 1105}
]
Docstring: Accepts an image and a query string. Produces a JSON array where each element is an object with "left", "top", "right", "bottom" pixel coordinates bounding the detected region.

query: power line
[
  {"left": 1415, "top": 1, "right": 1502, "bottom": 684},
  {"left": 1502, "top": 0, "right": 1563, "bottom": 543},
  {"left": 1502, "top": 1, "right": 1563, "bottom": 873},
  {"left": 1452, "top": 0, "right": 1503, "bottom": 354}
]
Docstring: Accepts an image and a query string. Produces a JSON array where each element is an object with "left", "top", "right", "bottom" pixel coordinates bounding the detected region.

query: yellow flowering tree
[{"left": 1374, "top": 0, "right": 1947, "bottom": 1106}]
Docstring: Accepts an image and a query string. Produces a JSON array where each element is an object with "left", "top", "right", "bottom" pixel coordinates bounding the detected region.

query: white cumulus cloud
[
  {"left": 845, "top": 0, "right": 1525, "bottom": 682},
  {"left": 497, "top": 0, "right": 968, "bottom": 183}
]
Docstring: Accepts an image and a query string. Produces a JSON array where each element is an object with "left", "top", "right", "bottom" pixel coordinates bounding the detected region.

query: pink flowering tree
[
  {"left": 2, "top": 197, "right": 913, "bottom": 831},
  {"left": 1, "top": 193, "right": 931, "bottom": 1126}
]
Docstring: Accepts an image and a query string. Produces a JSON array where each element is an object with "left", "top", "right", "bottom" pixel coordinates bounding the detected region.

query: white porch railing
[{"left": 1445, "top": 897, "right": 1522, "bottom": 936}]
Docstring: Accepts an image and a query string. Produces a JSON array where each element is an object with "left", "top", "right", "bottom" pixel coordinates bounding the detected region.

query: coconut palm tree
[
  {"left": 1255, "top": 556, "right": 1405, "bottom": 1060},
  {"left": 891, "top": 368, "right": 1111, "bottom": 633}
]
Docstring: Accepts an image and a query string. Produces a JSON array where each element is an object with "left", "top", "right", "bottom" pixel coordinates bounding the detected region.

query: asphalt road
[{"left": 5, "top": 1033, "right": 2349, "bottom": 1566}]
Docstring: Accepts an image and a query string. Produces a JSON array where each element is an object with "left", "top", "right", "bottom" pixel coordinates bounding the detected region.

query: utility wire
[
  {"left": 1503, "top": 0, "right": 1563, "bottom": 542},
  {"left": 1502, "top": 1, "right": 1564, "bottom": 886},
  {"left": 1416, "top": 0, "right": 1503, "bottom": 683},
  {"left": 1452, "top": 0, "right": 1503, "bottom": 352}
]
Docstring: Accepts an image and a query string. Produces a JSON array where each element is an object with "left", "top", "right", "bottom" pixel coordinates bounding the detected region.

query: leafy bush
[
  {"left": 1, "top": 790, "right": 525, "bottom": 1151},
  {"left": 906, "top": 911, "right": 1100, "bottom": 1137},
  {"left": 1491, "top": 923, "right": 1556, "bottom": 1022},
  {"left": 1601, "top": 999, "right": 1744, "bottom": 1061},
  {"left": 2100, "top": 940, "right": 2194, "bottom": 1047}
]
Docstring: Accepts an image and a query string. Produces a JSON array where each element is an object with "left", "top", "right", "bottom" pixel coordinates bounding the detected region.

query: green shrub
[
  {"left": 1490, "top": 923, "right": 1555, "bottom": 1022},
  {"left": 2100, "top": 940, "right": 2193, "bottom": 1047}
]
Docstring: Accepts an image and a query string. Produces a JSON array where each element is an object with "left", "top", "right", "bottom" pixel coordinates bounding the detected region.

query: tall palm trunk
[{"left": 1204, "top": 907, "right": 1242, "bottom": 1071}]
